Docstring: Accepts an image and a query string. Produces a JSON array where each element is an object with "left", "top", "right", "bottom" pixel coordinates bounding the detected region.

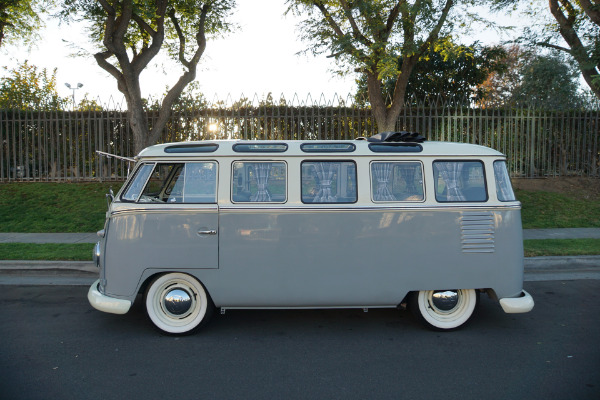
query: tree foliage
[
  {"left": 287, "top": 0, "right": 504, "bottom": 132},
  {"left": 0, "top": 60, "right": 68, "bottom": 110},
  {"left": 476, "top": 44, "right": 526, "bottom": 108},
  {"left": 58, "top": 0, "right": 236, "bottom": 153},
  {"left": 0, "top": 0, "right": 50, "bottom": 48},
  {"left": 477, "top": 45, "right": 586, "bottom": 109},
  {"left": 514, "top": 0, "right": 600, "bottom": 99},
  {"left": 354, "top": 41, "right": 507, "bottom": 105},
  {"left": 511, "top": 53, "right": 583, "bottom": 109}
]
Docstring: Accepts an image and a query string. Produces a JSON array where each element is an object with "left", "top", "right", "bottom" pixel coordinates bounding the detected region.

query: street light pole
[{"left": 65, "top": 82, "right": 83, "bottom": 109}]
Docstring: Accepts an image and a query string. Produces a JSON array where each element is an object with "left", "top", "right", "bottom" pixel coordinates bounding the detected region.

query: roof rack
[{"left": 366, "top": 131, "right": 426, "bottom": 143}]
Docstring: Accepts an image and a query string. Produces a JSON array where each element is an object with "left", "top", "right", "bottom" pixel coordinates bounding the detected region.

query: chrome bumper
[
  {"left": 88, "top": 279, "right": 132, "bottom": 315},
  {"left": 499, "top": 290, "right": 534, "bottom": 313}
]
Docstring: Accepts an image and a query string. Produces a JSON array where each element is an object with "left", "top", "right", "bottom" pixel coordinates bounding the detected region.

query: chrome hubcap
[
  {"left": 163, "top": 288, "right": 192, "bottom": 315},
  {"left": 431, "top": 290, "right": 459, "bottom": 312}
]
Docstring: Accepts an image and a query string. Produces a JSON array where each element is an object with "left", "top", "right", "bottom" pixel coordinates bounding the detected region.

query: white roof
[{"left": 137, "top": 139, "right": 505, "bottom": 158}]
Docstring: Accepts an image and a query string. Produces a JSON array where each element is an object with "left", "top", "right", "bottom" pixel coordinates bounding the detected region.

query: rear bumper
[
  {"left": 499, "top": 290, "right": 534, "bottom": 313},
  {"left": 88, "top": 279, "right": 132, "bottom": 315}
]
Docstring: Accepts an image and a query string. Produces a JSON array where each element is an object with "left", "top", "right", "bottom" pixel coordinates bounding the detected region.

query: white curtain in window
[
  {"left": 399, "top": 164, "right": 418, "bottom": 196},
  {"left": 436, "top": 162, "right": 466, "bottom": 201},
  {"left": 312, "top": 162, "right": 337, "bottom": 202},
  {"left": 250, "top": 163, "right": 272, "bottom": 202},
  {"left": 372, "top": 162, "right": 395, "bottom": 201}
]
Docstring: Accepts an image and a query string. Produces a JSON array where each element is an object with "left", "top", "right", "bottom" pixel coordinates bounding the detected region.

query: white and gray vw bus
[{"left": 89, "top": 133, "right": 534, "bottom": 334}]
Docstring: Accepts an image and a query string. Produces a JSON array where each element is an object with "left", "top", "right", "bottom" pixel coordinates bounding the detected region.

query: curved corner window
[
  {"left": 121, "top": 163, "right": 155, "bottom": 202},
  {"left": 433, "top": 161, "right": 488, "bottom": 202},
  {"left": 232, "top": 143, "right": 288, "bottom": 153},
  {"left": 371, "top": 162, "right": 424, "bottom": 202},
  {"left": 301, "top": 161, "right": 357, "bottom": 204},
  {"left": 300, "top": 143, "right": 356, "bottom": 153},
  {"left": 164, "top": 143, "right": 218, "bottom": 153},
  {"left": 232, "top": 161, "right": 287, "bottom": 203},
  {"left": 494, "top": 161, "right": 516, "bottom": 201}
]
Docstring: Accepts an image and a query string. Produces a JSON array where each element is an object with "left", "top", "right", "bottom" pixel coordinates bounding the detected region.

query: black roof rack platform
[{"left": 366, "top": 131, "right": 426, "bottom": 143}]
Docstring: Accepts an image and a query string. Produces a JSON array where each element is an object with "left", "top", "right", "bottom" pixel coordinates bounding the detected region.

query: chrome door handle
[{"left": 197, "top": 229, "right": 217, "bottom": 235}]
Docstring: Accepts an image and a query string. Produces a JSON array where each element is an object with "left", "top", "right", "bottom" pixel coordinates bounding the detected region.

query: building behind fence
[{"left": 1, "top": 94, "right": 599, "bottom": 181}]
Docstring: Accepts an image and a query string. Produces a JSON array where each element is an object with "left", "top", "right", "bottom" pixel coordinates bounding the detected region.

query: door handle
[{"left": 197, "top": 229, "right": 217, "bottom": 236}]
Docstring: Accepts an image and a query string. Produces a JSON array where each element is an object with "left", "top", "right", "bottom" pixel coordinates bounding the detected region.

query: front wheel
[
  {"left": 145, "top": 273, "right": 214, "bottom": 335},
  {"left": 409, "top": 289, "right": 478, "bottom": 331}
]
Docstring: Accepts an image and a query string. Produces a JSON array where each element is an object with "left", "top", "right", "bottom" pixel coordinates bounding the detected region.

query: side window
[
  {"left": 301, "top": 161, "right": 357, "bottom": 203},
  {"left": 178, "top": 162, "right": 218, "bottom": 203},
  {"left": 433, "top": 161, "right": 487, "bottom": 202},
  {"left": 494, "top": 161, "right": 516, "bottom": 201},
  {"left": 231, "top": 161, "right": 287, "bottom": 203},
  {"left": 371, "top": 161, "right": 424, "bottom": 202},
  {"left": 122, "top": 163, "right": 154, "bottom": 201},
  {"left": 137, "top": 162, "right": 217, "bottom": 203},
  {"left": 141, "top": 164, "right": 183, "bottom": 202}
]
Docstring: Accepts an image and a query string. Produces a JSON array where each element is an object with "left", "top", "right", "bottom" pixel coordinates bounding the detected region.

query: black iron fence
[{"left": 1, "top": 95, "right": 599, "bottom": 181}]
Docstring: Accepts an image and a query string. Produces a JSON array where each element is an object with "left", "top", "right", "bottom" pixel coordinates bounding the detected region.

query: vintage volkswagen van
[{"left": 88, "top": 134, "right": 534, "bottom": 334}]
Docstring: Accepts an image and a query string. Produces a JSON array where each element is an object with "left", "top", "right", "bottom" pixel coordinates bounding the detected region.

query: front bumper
[
  {"left": 88, "top": 279, "right": 132, "bottom": 315},
  {"left": 499, "top": 290, "right": 534, "bottom": 313}
]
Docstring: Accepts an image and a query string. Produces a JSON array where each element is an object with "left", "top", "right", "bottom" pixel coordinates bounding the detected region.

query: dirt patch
[{"left": 512, "top": 177, "right": 600, "bottom": 200}]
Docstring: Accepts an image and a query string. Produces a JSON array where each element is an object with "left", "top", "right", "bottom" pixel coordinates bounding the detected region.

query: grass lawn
[
  {"left": 523, "top": 239, "right": 600, "bottom": 257},
  {"left": 0, "top": 182, "right": 123, "bottom": 233},
  {"left": 516, "top": 189, "right": 600, "bottom": 229},
  {"left": 0, "top": 243, "right": 93, "bottom": 261}
]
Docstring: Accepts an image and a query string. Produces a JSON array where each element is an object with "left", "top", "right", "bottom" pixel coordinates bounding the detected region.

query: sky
[{"left": 0, "top": 0, "right": 532, "bottom": 106}]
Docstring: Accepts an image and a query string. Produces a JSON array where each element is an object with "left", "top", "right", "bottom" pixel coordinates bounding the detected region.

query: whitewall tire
[
  {"left": 409, "top": 289, "right": 478, "bottom": 331},
  {"left": 145, "top": 273, "right": 213, "bottom": 334}
]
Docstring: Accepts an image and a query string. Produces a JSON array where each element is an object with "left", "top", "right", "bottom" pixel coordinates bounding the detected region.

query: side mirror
[{"left": 106, "top": 188, "right": 115, "bottom": 210}]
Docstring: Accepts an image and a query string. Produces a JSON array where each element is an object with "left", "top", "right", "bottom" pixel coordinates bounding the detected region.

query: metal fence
[{"left": 1, "top": 94, "right": 599, "bottom": 181}]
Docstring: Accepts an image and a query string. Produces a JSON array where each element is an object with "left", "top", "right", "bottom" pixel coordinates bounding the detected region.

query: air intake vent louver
[{"left": 460, "top": 211, "right": 495, "bottom": 253}]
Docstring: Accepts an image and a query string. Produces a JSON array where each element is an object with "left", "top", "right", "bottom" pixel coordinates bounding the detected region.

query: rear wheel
[
  {"left": 145, "top": 273, "right": 214, "bottom": 335},
  {"left": 409, "top": 289, "right": 478, "bottom": 331}
]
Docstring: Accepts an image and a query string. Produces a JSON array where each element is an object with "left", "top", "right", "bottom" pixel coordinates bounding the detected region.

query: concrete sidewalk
[
  {"left": 1, "top": 228, "right": 600, "bottom": 243},
  {"left": 523, "top": 228, "right": 600, "bottom": 240}
]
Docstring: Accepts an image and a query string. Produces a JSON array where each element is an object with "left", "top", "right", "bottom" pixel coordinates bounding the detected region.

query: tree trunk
[{"left": 366, "top": 59, "right": 417, "bottom": 133}]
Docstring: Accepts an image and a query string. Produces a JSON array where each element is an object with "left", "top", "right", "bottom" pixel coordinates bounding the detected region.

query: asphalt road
[{"left": 1, "top": 280, "right": 599, "bottom": 400}]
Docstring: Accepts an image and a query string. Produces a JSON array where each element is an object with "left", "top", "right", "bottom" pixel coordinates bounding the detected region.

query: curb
[
  {"left": 524, "top": 255, "right": 600, "bottom": 271},
  {"left": 0, "top": 260, "right": 98, "bottom": 275}
]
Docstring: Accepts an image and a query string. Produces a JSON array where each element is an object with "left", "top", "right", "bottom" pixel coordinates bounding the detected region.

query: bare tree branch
[
  {"left": 339, "top": 0, "right": 373, "bottom": 47},
  {"left": 536, "top": 41, "right": 571, "bottom": 53},
  {"left": 132, "top": 13, "right": 157, "bottom": 37},
  {"left": 148, "top": 3, "right": 211, "bottom": 146},
  {"left": 549, "top": 0, "right": 600, "bottom": 98},
  {"left": 579, "top": 0, "right": 600, "bottom": 26},
  {"left": 94, "top": 50, "right": 126, "bottom": 92},
  {"left": 169, "top": 9, "right": 190, "bottom": 68},
  {"left": 383, "top": 1, "right": 404, "bottom": 40},
  {"left": 313, "top": 1, "right": 346, "bottom": 38},
  {"left": 312, "top": 1, "right": 366, "bottom": 62},
  {"left": 418, "top": 0, "right": 453, "bottom": 55}
]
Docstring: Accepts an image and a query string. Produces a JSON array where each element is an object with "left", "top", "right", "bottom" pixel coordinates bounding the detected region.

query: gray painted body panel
[
  {"left": 208, "top": 207, "right": 523, "bottom": 307},
  {"left": 103, "top": 206, "right": 524, "bottom": 306},
  {"left": 104, "top": 206, "right": 218, "bottom": 297}
]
